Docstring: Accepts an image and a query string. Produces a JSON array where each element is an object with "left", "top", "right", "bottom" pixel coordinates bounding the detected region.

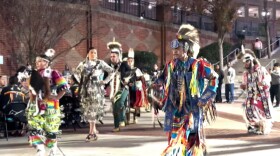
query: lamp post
[
  {"left": 241, "top": 29, "right": 246, "bottom": 45},
  {"left": 262, "top": 0, "right": 271, "bottom": 58}
]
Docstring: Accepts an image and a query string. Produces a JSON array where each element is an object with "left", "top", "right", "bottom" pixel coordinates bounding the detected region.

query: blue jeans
[{"left": 225, "top": 84, "right": 234, "bottom": 103}]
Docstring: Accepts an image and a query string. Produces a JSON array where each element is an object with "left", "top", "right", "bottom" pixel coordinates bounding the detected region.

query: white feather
[
  {"left": 17, "top": 70, "right": 30, "bottom": 82},
  {"left": 241, "top": 45, "right": 245, "bottom": 54},
  {"left": 45, "top": 49, "right": 55, "bottom": 57}
]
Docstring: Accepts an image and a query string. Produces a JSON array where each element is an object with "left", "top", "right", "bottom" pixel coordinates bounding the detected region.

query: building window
[
  {"left": 248, "top": 6, "right": 259, "bottom": 18},
  {"left": 261, "top": 8, "right": 273, "bottom": 20},
  {"left": 276, "top": 9, "right": 280, "bottom": 20},
  {"left": 237, "top": 6, "right": 245, "bottom": 17}
]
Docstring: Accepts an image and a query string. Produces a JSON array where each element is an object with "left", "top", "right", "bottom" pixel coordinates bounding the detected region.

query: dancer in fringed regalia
[
  {"left": 108, "top": 38, "right": 131, "bottom": 132},
  {"left": 156, "top": 24, "right": 218, "bottom": 156},
  {"left": 75, "top": 47, "right": 114, "bottom": 141},
  {"left": 238, "top": 46, "right": 274, "bottom": 135},
  {"left": 17, "top": 49, "right": 68, "bottom": 156}
]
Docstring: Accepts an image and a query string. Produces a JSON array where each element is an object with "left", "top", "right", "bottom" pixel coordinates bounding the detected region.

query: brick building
[{"left": 2, "top": 0, "right": 279, "bottom": 76}]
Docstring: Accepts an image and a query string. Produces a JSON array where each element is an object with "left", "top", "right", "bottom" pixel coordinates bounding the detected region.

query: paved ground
[{"left": 1, "top": 101, "right": 280, "bottom": 156}]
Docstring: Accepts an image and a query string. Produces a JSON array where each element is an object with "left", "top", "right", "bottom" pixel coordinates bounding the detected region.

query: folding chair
[{"left": 0, "top": 112, "right": 9, "bottom": 141}]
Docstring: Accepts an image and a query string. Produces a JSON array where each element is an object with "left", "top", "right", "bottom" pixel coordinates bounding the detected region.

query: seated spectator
[
  {"left": 0, "top": 75, "right": 7, "bottom": 93},
  {"left": 0, "top": 75, "right": 26, "bottom": 136},
  {"left": 1, "top": 76, "right": 24, "bottom": 110}
]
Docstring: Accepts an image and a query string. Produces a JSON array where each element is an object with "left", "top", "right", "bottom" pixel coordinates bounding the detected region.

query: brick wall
[{"left": 0, "top": 1, "right": 236, "bottom": 76}]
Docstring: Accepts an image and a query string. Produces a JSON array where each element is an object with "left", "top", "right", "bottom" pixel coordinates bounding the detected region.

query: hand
[
  {"left": 49, "top": 95, "right": 58, "bottom": 100},
  {"left": 99, "top": 81, "right": 105, "bottom": 85},
  {"left": 197, "top": 101, "right": 203, "bottom": 107},
  {"left": 123, "top": 81, "right": 128, "bottom": 85},
  {"left": 151, "top": 83, "right": 158, "bottom": 89},
  {"left": 240, "top": 84, "right": 246, "bottom": 90},
  {"left": 257, "top": 82, "right": 263, "bottom": 86}
]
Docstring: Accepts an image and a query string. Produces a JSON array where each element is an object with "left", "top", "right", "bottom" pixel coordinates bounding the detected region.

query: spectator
[
  {"left": 224, "top": 62, "right": 236, "bottom": 103},
  {"left": 270, "top": 62, "right": 280, "bottom": 108},
  {"left": 0, "top": 76, "right": 24, "bottom": 110},
  {"left": 0, "top": 75, "right": 26, "bottom": 136},
  {"left": 253, "top": 37, "right": 263, "bottom": 59},
  {"left": 215, "top": 64, "right": 224, "bottom": 103},
  {"left": 19, "top": 80, "right": 30, "bottom": 104},
  {"left": 0, "top": 75, "right": 7, "bottom": 93},
  {"left": 151, "top": 64, "right": 160, "bottom": 81},
  {"left": 62, "top": 64, "right": 71, "bottom": 77},
  {"left": 276, "top": 37, "right": 280, "bottom": 47},
  {"left": 62, "top": 64, "right": 72, "bottom": 83}
]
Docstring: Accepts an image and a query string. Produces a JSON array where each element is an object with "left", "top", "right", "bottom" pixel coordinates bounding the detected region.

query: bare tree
[
  {"left": 207, "top": 0, "right": 238, "bottom": 67},
  {"left": 0, "top": 0, "right": 89, "bottom": 67}
]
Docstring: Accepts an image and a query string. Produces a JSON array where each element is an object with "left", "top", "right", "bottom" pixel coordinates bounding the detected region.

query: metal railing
[
  {"left": 214, "top": 38, "right": 280, "bottom": 67},
  {"left": 213, "top": 48, "right": 240, "bottom": 66},
  {"left": 265, "top": 59, "right": 277, "bottom": 71},
  {"left": 260, "top": 38, "right": 280, "bottom": 58},
  {"left": 99, "top": 0, "right": 157, "bottom": 20}
]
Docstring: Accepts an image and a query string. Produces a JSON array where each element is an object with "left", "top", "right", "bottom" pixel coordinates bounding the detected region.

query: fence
[
  {"left": 99, "top": 0, "right": 216, "bottom": 32},
  {"left": 99, "top": 0, "right": 157, "bottom": 20},
  {"left": 260, "top": 38, "right": 280, "bottom": 58},
  {"left": 213, "top": 48, "right": 240, "bottom": 66},
  {"left": 265, "top": 59, "right": 277, "bottom": 71},
  {"left": 214, "top": 38, "right": 280, "bottom": 67}
]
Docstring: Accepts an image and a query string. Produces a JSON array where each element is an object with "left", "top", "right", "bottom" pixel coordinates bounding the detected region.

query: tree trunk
[
  {"left": 266, "top": 23, "right": 271, "bottom": 58},
  {"left": 218, "top": 38, "right": 224, "bottom": 68}
]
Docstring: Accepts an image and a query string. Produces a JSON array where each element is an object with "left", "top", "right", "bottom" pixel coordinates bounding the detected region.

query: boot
[
  {"left": 36, "top": 144, "right": 45, "bottom": 156},
  {"left": 112, "top": 127, "right": 120, "bottom": 132},
  {"left": 48, "top": 142, "right": 57, "bottom": 156}
]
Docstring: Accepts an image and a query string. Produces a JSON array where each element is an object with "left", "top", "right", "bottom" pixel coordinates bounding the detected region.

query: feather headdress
[
  {"left": 107, "top": 37, "right": 122, "bottom": 60},
  {"left": 128, "top": 48, "right": 134, "bottom": 58},
  {"left": 176, "top": 24, "right": 200, "bottom": 58},
  {"left": 37, "top": 48, "right": 56, "bottom": 63},
  {"left": 237, "top": 45, "right": 260, "bottom": 65},
  {"left": 45, "top": 49, "right": 55, "bottom": 58}
]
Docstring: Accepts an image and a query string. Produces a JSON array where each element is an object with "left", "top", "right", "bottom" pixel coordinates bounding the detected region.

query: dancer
[
  {"left": 157, "top": 24, "right": 218, "bottom": 156},
  {"left": 238, "top": 47, "right": 273, "bottom": 135},
  {"left": 75, "top": 47, "right": 114, "bottom": 141},
  {"left": 17, "top": 49, "right": 68, "bottom": 156},
  {"left": 108, "top": 38, "right": 131, "bottom": 132},
  {"left": 126, "top": 48, "right": 148, "bottom": 124}
]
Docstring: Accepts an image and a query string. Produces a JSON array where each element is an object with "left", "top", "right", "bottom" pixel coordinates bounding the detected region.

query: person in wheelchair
[{"left": 0, "top": 75, "right": 26, "bottom": 137}]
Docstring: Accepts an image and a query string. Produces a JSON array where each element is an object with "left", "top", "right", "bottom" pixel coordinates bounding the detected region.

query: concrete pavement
[{"left": 1, "top": 101, "right": 280, "bottom": 156}]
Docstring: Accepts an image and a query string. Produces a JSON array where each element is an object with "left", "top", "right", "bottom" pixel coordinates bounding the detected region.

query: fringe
[{"left": 203, "top": 101, "right": 217, "bottom": 125}]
